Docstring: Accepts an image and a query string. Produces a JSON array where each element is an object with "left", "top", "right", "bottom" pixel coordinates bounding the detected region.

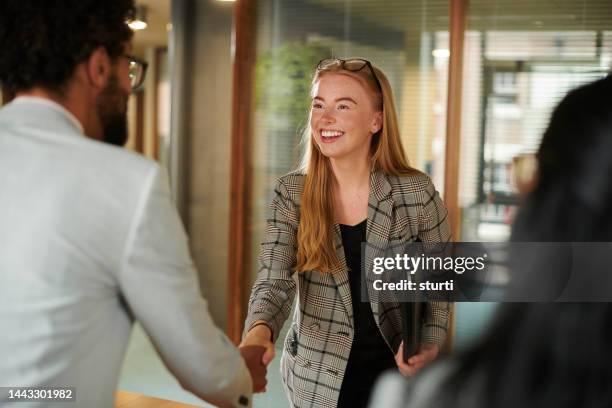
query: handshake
[{"left": 239, "top": 322, "right": 276, "bottom": 393}]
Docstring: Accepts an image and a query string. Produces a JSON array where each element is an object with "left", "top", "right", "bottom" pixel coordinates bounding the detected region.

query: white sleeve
[{"left": 117, "top": 165, "right": 252, "bottom": 408}]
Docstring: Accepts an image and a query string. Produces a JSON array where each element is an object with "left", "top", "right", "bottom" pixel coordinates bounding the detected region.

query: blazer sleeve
[
  {"left": 418, "top": 176, "right": 452, "bottom": 347},
  {"left": 243, "top": 177, "right": 299, "bottom": 343}
]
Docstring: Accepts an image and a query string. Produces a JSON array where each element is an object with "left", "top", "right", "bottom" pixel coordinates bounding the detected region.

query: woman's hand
[
  {"left": 239, "top": 322, "right": 276, "bottom": 392},
  {"left": 394, "top": 342, "right": 440, "bottom": 377}
]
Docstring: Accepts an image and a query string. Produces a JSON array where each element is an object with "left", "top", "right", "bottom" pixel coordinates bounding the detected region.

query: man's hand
[
  {"left": 239, "top": 322, "right": 275, "bottom": 392},
  {"left": 394, "top": 342, "right": 440, "bottom": 377}
]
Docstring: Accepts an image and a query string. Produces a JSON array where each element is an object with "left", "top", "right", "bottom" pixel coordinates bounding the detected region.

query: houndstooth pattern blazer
[{"left": 244, "top": 168, "right": 452, "bottom": 408}]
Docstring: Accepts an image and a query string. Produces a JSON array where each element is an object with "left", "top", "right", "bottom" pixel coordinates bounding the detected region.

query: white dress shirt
[{"left": 0, "top": 97, "right": 252, "bottom": 407}]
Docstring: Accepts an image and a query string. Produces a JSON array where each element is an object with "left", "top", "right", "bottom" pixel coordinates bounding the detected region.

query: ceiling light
[
  {"left": 128, "top": 5, "right": 148, "bottom": 31},
  {"left": 432, "top": 49, "right": 450, "bottom": 59}
]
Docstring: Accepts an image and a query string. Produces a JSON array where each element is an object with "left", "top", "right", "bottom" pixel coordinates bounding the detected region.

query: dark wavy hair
[
  {"left": 512, "top": 74, "right": 612, "bottom": 242},
  {"left": 0, "top": 0, "right": 135, "bottom": 95}
]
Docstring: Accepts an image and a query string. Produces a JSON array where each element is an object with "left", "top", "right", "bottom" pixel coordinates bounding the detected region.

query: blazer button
[
  {"left": 304, "top": 360, "right": 311, "bottom": 368},
  {"left": 337, "top": 331, "right": 349, "bottom": 337},
  {"left": 309, "top": 322, "right": 320, "bottom": 331}
]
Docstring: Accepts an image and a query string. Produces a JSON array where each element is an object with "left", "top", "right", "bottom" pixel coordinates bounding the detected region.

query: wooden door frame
[
  {"left": 227, "top": 0, "right": 257, "bottom": 344},
  {"left": 443, "top": 0, "right": 469, "bottom": 352}
]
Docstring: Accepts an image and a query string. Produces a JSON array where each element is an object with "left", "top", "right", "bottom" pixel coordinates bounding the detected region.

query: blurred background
[{"left": 3, "top": 0, "right": 611, "bottom": 406}]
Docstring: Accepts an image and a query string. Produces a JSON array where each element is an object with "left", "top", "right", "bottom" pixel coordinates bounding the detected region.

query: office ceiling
[
  {"left": 127, "top": 0, "right": 612, "bottom": 54},
  {"left": 129, "top": 0, "right": 612, "bottom": 51},
  {"left": 306, "top": 0, "right": 612, "bottom": 32},
  {"left": 133, "top": 0, "right": 171, "bottom": 49}
]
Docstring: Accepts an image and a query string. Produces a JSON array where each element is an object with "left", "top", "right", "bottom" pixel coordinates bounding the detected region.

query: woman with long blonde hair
[{"left": 241, "top": 58, "right": 451, "bottom": 408}]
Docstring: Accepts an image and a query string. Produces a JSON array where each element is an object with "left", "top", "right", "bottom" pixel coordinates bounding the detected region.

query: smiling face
[{"left": 309, "top": 73, "right": 382, "bottom": 163}]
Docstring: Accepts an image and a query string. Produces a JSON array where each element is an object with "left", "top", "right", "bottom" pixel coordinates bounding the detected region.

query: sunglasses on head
[{"left": 316, "top": 58, "right": 382, "bottom": 91}]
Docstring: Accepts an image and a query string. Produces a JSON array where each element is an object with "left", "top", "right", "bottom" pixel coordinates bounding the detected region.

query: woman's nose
[{"left": 321, "top": 109, "right": 335, "bottom": 123}]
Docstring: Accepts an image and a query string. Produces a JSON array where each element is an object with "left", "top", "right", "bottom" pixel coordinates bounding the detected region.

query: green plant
[{"left": 255, "top": 41, "right": 330, "bottom": 127}]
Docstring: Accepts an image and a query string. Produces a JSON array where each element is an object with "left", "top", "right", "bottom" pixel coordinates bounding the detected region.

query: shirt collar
[{"left": 11, "top": 96, "right": 85, "bottom": 135}]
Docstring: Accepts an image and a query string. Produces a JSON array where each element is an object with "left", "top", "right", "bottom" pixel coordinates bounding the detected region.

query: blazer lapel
[
  {"left": 365, "top": 169, "right": 393, "bottom": 324},
  {"left": 329, "top": 168, "right": 393, "bottom": 330}
]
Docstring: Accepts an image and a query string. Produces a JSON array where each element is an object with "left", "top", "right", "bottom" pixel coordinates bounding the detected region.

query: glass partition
[
  {"left": 454, "top": 0, "right": 612, "bottom": 351},
  {"left": 459, "top": 2, "right": 612, "bottom": 242}
]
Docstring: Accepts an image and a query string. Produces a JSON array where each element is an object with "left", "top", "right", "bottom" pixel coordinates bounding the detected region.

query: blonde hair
[{"left": 295, "top": 60, "right": 415, "bottom": 273}]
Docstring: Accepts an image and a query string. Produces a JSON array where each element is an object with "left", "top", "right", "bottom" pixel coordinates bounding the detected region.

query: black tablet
[{"left": 402, "top": 301, "right": 423, "bottom": 362}]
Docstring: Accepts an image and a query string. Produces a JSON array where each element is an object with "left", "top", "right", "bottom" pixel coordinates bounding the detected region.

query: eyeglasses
[
  {"left": 122, "top": 54, "right": 148, "bottom": 92},
  {"left": 316, "top": 58, "right": 382, "bottom": 91}
]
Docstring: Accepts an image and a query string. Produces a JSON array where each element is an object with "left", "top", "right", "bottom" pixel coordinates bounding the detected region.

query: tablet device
[{"left": 402, "top": 301, "right": 423, "bottom": 362}]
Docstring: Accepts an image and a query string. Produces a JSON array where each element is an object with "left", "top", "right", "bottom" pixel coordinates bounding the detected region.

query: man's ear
[
  {"left": 85, "top": 46, "right": 112, "bottom": 90},
  {"left": 371, "top": 111, "right": 383, "bottom": 134}
]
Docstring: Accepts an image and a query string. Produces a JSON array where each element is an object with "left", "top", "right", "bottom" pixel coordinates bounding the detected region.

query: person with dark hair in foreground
[
  {"left": 0, "top": 1, "right": 263, "bottom": 407},
  {"left": 370, "top": 75, "right": 612, "bottom": 408}
]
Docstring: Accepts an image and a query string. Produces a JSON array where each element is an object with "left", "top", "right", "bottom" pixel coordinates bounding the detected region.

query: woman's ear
[{"left": 371, "top": 111, "right": 383, "bottom": 134}]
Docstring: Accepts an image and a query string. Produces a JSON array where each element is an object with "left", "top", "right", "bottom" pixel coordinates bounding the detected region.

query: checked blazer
[{"left": 244, "top": 167, "right": 452, "bottom": 408}]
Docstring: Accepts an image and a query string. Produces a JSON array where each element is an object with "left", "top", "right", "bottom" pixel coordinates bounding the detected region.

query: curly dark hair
[{"left": 0, "top": 0, "right": 135, "bottom": 95}]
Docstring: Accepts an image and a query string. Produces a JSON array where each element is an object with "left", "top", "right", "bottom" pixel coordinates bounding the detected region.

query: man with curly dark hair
[
  {"left": 0, "top": 0, "right": 137, "bottom": 145},
  {"left": 0, "top": 2, "right": 260, "bottom": 407}
]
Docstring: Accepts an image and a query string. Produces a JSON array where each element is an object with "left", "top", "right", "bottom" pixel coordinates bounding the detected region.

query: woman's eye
[
  {"left": 337, "top": 104, "right": 349, "bottom": 110},
  {"left": 312, "top": 103, "right": 323, "bottom": 109}
]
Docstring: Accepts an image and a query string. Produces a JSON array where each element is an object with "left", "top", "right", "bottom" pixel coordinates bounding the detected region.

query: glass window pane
[
  {"left": 455, "top": 0, "right": 612, "bottom": 352},
  {"left": 459, "top": 0, "right": 612, "bottom": 243}
]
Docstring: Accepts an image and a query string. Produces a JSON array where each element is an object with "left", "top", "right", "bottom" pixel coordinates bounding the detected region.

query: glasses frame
[
  {"left": 122, "top": 54, "right": 149, "bottom": 92},
  {"left": 316, "top": 58, "right": 382, "bottom": 92}
]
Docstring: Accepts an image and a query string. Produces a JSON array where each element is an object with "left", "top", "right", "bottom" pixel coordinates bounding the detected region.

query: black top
[{"left": 337, "top": 220, "right": 397, "bottom": 408}]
